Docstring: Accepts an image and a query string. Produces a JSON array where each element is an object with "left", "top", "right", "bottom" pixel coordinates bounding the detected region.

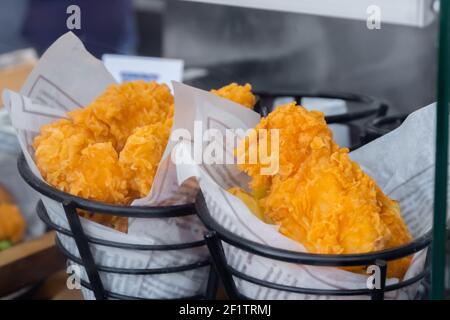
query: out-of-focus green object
[{"left": 0, "top": 240, "right": 11, "bottom": 251}]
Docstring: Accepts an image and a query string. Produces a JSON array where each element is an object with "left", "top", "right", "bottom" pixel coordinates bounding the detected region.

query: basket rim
[
  {"left": 253, "top": 90, "right": 389, "bottom": 123},
  {"left": 56, "top": 236, "right": 210, "bottom": 275},
  {"left": 36, "top": 200, "right": 206, "bottom": 250},
  {"left": 17, "top": 154, "right": 196, "bottom": 218},
  {"left": 195, "top": 191, "right": 432, "bottom": 267},
  {"left": 365, "top": 113, "right": 409, "bottom": 136},
  {"left": 228, "top": 264, "right": 428, "bottom": 296},
  {"left": 255, "top": 90, "right": 376, "bottom": 103}
]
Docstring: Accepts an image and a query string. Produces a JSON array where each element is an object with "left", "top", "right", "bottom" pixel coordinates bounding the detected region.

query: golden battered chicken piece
[
  {"left": 265, "top": 148, "right": 391, "bottom": 254},
  {"left": 33, "top": 81, "right": 173, "bottom": 231},
  {"left": 211, "top": 83, "right": 257, "bottom": 109},
  {"left": 34, "top": 120, "right": 129, "bottom": 204},
  {"left": 0, "top": 200, "right": 25, "bottom": 244},
  {"left": 0, "top": 185, "right": 25, "bottom": 245},
  {"left": 235, "top": 103, "right": 412, "bottom": 279},
  {"left": 34, "top": 117, "right": 130, "bottom": 232},
  {"left": 33, "top": 119, "right": 96, "bottom": 191},
  {"left": 120, "top": 120, "right": 172, "bottom": 198},
  {"left": 69, "top": 80, "right": 174, "bottom": 151},
  {"left": 69, "top": 142, "right": 129, "bottom": 204},
  {"left": 237, "top": 102, "right": 337, "bottom": 198}
]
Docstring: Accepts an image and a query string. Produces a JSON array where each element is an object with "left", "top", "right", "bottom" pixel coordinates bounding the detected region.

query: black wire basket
[
  {"left": 195, "top": 191, "right": 432, "bottom": 300},
  {"left": 17, "top": 155, "right": 218, "bottom": 300},
  {"left": 361, "top": 114, "right": 408, "bottom": 145},
  {"left": 254, "top": 91, "right": 389, "bottom": 124}
]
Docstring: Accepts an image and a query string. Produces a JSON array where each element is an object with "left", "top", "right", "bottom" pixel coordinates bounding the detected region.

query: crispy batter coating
[
  {"left": 0, "top": 203, "right": 25, "bottom": 244},
  {"left": 34, "top": 81, "right": 254, "bottom": 232},
  {"left": 73, "top": 142, "right": 129, "bottom": 204},
  {"left": 69, "top": 81, "right": 174, "bottom": 150},
  {"left": 34, "top": 119, "right": 95, "bottom": 193},
  {"left": 237, "top": 102, "right": 336, "bottom": 198},
  {"left": 34, "top": 81, "right": 173, "bottom": 231},
  {"left": 211, "top": 83, "right": 257, "bottom": 109},
  {"left": 120, "top": 120, "right": 172, "bottom": 198},
  {"left": 235, "top": 102, "right": 412, "bottom": 278}
]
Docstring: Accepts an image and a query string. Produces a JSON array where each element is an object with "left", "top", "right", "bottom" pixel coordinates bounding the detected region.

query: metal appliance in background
[{"left": 165, "top": 0, "right": 438, "bottom": 115}]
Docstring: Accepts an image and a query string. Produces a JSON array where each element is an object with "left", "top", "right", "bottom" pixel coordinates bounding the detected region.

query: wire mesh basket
[
  {"left": 361, "top": 114, "right": 408, "bottom": 145},
  {"left": 17, "top": 154, "right": 218, "bottom": 300},
  {"left": 254, "top": 91, "right": 389, "bottom": 123},
  {"left": 195, "top": 191, "right": 432, "bottom": 300}
]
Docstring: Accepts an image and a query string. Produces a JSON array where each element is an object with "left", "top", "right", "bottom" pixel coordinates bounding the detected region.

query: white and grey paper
[{"left": 2, "top": 32, "right": 208, "bottom": 300}]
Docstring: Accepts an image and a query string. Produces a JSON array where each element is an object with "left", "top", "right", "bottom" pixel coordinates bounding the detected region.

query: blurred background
[{"left": 0, "top": 0, "right": 439, "bottom": 114}]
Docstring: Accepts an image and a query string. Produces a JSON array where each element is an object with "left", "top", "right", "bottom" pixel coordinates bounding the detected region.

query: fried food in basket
[
  {"left": 120, "top": 120, "right": 173, "bottom": 198},
  {"left": 0, "top": 184, "right": 25, "bottom": 248},
  {"left": 233, "top": 102, "right": 412, "bottom": 279},
  {"left": 211, "top": 83, "right": 256, "bottom": 109},
  {"left": 77, "top": 210, "right": 128, "bottom": 233},
  {"left": 33, "top": 81, "right": 256, "bottom": 232},
  {"left": 69, "top": 81, "right": 174, "bottom": 151}
]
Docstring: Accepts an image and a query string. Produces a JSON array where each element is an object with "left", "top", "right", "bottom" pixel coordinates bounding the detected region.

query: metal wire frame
[
  {"left": 361, "top": 114, "right": 408, "bottom": 145},
  {"left": 195, "top": 191, "right": 432, "bottom": 300},
  {"left": 17, "top": 155, "right": 218, "bottom": 300},
  {"left": 254, "top": 91, "right": 389, "bottom": 124}
]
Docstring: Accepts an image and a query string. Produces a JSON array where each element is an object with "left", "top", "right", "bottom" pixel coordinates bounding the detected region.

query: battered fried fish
[
  {"left": 34, "top": 81, "right": 255, "bottom": 232},
  {"left": 234, "top": 102, "right": 412, "bottom": 279}
]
